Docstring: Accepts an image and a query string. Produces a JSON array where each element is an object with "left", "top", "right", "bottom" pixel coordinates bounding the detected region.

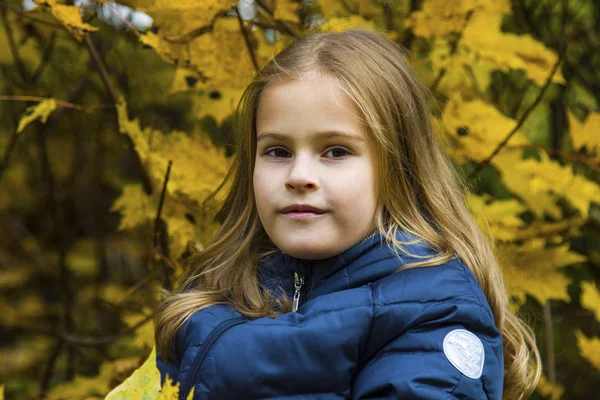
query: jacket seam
[
  {"left": 354, "top": 284, "right": 376, "bottom": 385},
  {"left": 374, "top": 297, "right": 483, "bottom": 307}
]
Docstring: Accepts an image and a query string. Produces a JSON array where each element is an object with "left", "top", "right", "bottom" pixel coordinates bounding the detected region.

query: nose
[{"left": 285, "top": 153, "right": 319, "bottom": 191}]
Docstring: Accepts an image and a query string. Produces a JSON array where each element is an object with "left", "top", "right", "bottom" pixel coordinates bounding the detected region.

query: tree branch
[
  {"left": 468, "top": 47, "right": 566, "bottom": 179},
  {"left": 254, "top": 0, "right": 301, "bottom": 38},
  {"left": 236, "top": 6, "right": 259, "bottom": 73},
  {"left": 84, "top": 33, "right": 119, "bottom": 104}
]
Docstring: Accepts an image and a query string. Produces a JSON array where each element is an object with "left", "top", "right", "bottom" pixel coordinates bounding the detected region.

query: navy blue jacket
[{"left": 156, "top": 231, "right": 504, "bottom": 399}]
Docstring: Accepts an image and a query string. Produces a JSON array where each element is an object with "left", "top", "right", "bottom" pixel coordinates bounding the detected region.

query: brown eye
[
  {"left": 265, "top": 148, "right": 291, "bottom": 158},
  {"left": 324, "top": 147, "right": 350, "bottom": 158}
]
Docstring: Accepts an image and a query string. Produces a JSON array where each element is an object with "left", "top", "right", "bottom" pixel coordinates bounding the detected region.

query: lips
[{"left": 280, "top": 204, "right": 326, "bottom": 214}]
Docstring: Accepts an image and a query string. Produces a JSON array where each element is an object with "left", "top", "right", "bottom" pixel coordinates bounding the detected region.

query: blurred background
[{"left": 0, "top": 0, "right": 599, "bottom": 398}]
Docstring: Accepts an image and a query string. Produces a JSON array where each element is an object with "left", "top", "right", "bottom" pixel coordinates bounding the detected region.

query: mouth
[{"left": 280, "top": 204, "right": 327, "bottom": 219}]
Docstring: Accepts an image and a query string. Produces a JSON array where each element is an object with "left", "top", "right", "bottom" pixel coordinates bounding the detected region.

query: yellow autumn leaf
[
  {"left": 0, "top": 384, "right": 3, "bottom": 400},
  {"left": 274, "top": 0, "right": 300, "bottom": 23},
  {"left": 576, "top": 331, "right": 600, "bottom": 371},
  {"left": 65, "top": 239, "right": 99, "bottom": 278},
  {"left": 405, "top": 0, "right": 511, "bottom": 39},
  {"left": 140, "top": 18, "right": 257, "bottom": 91},
  {"left": 110, "top": 183, "right": 214, "bottom": 259},
  {"left": 568, "top": 110, "right": 600, "bottom": 164},
  {"left": 190, "top": 86, "right": 246, "bottom": 125},
  {"left": 494, "top": 151, "right": 600, "bottom": 218},
  {"left": 440, "top": 95, "right": 530, "bottom": 163},
  {"left": 16, "top": 99, "right": 58, "bottom": 134},
  {"left": 581, "top": 281, "right": 600, "bottom": 322},
  {"left": 461, "top": 11, "right": 564, "bottom": 86},
  {"left": 317, "top": 15, "right": 377, "bottom": 33},
  {"left": 105, "top": 348, "right": 160, "bottom": 400},
  {"left": 467, "top": 194, "right": 526, "bottom": 241},
  {"left": 498, "top": 239, "right": 585, "bottom": 305},
  {"left": 34, "top": 0, "right": 98, "bottom": 41},
  {"left": 46, "top": 362, "right": 114, "bottom": 400},
  {"left": 115, "top": 95, "right": 231, "bottom": 204},
  {"left": 536, "top": 374, "right": 564, "bottom": 400},
  {"left": 123, "top": 309, "right": 155, "bottom": 350},
  {"left": 121, "top": 0, "right": 234, "bottom": 37}
]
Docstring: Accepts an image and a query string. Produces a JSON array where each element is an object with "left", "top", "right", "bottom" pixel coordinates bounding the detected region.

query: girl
[{"left": 155, "top": 29, "right": 541, "bottom": 399}]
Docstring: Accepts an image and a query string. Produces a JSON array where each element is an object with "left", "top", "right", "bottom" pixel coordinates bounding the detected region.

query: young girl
[{"left": 155, "top": 29, "right": 541, "bottom": 399}]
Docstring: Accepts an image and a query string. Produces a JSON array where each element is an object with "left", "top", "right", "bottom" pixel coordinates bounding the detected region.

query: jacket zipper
[
  {"left": 180, "top": 317, "right": 246, "bottom": 400},
  {"left": 292, "top": 271, "right": 304, "bottom": 312}
]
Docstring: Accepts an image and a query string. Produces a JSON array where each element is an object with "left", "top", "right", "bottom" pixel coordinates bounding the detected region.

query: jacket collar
[{"left": 258, "top": 229, "right": 435, "bottom": 301}]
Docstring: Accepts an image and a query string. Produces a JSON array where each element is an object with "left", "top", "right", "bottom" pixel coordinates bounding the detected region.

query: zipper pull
[{"left": 292, "top": 271, "right": 304, "bottom": 312}]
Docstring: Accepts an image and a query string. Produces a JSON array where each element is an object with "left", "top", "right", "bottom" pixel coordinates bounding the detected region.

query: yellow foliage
[
  {"left": 568, "top": 110, "right": 600, "bottom": 163},
  {"left": 576, "top": 331, "right": 600, "bottom": 371},
  {"left": 46, "top": 362, "right": 114, "bottom": 400},
  {"left": 65, "top": 239, "right": 99, "bottom": 278},
  {"left": 125, "top": 0, "right": 234, "bottom": 37},
  {"left": 494, "top": 151, "right": 600, "bottom": 218},
  {"left": 0, "top": 385, "right": 3, "bottom": 400},
  {"left": 461, "top": 12, "right": 564, "bottom": 86},
  {"left": 440, "top": 95, "right": 530, "bottom": 163},
  {"left": 274, "top": 0, "right": 300, "bottom": 23},
  {"left": 123, "top": 309, "right": 155, "bottom": 350},
  {"left": 317, "top": 15, "right": 377, "bottom": 33},
  {"left": 33, "top": 0, "right": 98, "bottom": 41},
  {"left": 581, "top": 281, "right": 600, "bottom": 322},
  {"left": 103, "top": 348, "right": 195, "bottom": 399},
  {"left": 190, "top": 86, "right": 246, "bottom": 125},
  {"left": 467, "top": 194, "right": 526, "bottom": 241},
  {"left": 141, "top": 18, "right": 259, "bottom": 91},
  {"left": 498, "top": 239, "right": 585, "bottom": 305},
  {"left": 16, "top": 99, "right": 58, "bottom": 134},
  {"left": 405, "top": 0, "right": 511, "bottom": 39},
  {"left": 536, "top": 375, "right": 565, "bottom": 400},
  {"left": 115, "top": 95, "right": 231, "bottom": 204}
]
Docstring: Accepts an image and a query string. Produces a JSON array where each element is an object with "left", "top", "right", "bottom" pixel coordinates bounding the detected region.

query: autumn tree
[{"left": 0, "top": 0, "right": 599, "bottom": 398}]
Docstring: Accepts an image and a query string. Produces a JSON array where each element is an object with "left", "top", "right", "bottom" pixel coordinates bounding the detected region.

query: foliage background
[{"left": 0, "top": 0, "right": 599, "bottom": 398}]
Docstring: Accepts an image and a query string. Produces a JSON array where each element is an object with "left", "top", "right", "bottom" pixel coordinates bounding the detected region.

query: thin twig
[
  {"left": 236, "top": 6, "right": 259, "bottom": 73},
  {"left": 0, "top": 95, "right": 113, "bottom": 111},
  {"left": 3, "top": 313, "right": 154, "bottom": 346},
  {"left": 153, "top": 160, "right": 172, "bottom": 250},
  {"left": 163, "top": 9, "right": 231, "bottom": 43},
  {"left": 39, "top": 339, "right": 65, "bottom": 398},
  {"left": 96, "top": 0, "right": 140, "bottom": 38},
  {"left": 254, "top": 0, "right": 300, "bottom": 38},
  {"left": 84, "top": 33, "right": 119, "bottom": 103},
  {"left": 504, "top": 144, "right": 600, "bottom": 173},
  {"left": 0, "top": 1, "right": 28, "bottom": 81},
  {"left": 543, "top": 302, "right": 556, "bottom": 383},
  {"left": 468, "top": 48, "right": 566, "bottom": 179}
]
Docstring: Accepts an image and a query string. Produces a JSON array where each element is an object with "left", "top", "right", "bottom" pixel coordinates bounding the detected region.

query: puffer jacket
[{"left": 156, "top": 230, "right": 504, "bottom": 399}]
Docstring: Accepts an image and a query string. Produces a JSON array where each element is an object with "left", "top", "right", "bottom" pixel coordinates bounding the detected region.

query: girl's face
[{"left": 254, "top": 71, "right": 379, "bottom": 259}]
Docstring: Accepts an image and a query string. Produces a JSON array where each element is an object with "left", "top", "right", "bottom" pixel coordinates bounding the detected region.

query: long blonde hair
[{"left": 155, "top": 28, "right": 541, "bottom": 399}]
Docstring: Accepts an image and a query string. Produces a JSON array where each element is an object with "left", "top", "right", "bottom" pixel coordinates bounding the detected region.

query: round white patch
[{"left": 443, "top": 329, "right": 485, "bottom": 379}]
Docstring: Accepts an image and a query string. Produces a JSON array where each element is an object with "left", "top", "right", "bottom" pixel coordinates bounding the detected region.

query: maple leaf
[
  {"left": 494, "top": 151, "right": 600, "bottom": 219},
  {"left": 498, "top": 239, "right": 585, "bottom": 306},
  {"left": 33, "top": 0, "right": 98, "bottom": 41},
  {"left": 536, "top": 375, "right": 565, "bottom": 400},
  {"left": 568, "top": 110, "right": 600, "bottom": 166},
  {"left": 440, "top": 95, "right": 530, "bottom": 163},
  {"left": 460, "top": 11, "right": 565, "bottom": 86},
  {"left": 576, "top": 331, "right": 600, "bottom": 371},
  {"left": 105, "top": 348, "right": 161, "bottom": 400},
  {"left": 274, "top": 0, "right": 301, "bottom": 24},
  {"left": 581, "top": 281, "right": 600, "bottom": 322},
  {"left": 16, "top": 99, "right": 58, "bottom": 134}
]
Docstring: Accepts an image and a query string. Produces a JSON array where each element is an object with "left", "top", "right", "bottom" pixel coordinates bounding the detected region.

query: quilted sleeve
[{"left": 351, "top": 268, "right": 504, "bottom": 399}]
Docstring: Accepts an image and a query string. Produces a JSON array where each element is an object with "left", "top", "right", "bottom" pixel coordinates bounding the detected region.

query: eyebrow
[{"left": 256, "top": 130, "right": 366, "bottom": 143}]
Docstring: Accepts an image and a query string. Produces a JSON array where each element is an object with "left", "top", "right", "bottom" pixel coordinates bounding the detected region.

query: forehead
[{"left": 255, "top": 73, "right": 367, "bottom": 140}]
